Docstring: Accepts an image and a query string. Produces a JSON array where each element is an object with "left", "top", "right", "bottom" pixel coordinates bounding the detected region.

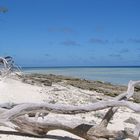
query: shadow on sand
[{"left": 0, "top": 130, "right": 80, "bottom": 140}]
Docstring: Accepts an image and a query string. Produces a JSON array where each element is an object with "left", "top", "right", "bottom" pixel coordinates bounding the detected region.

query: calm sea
[{"left": 22, "top": 66, "right": 140, "bottom": 85}]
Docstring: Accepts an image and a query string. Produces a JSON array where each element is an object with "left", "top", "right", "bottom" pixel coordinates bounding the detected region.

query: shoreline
[
  {"left": 20, "top": 73, "right": 140, "bottom": 103},
  {"left": 22, "top": 73, "right": 126, "bottom": 95},
  {"left": 0, "top": 73, "right": 140, "bottom": 139},
  {"left": 22, "top": 66, "right": 140, "bottom": 68},
  {"left": 22, "top": 67, "right": 140, "bottom": 86}
]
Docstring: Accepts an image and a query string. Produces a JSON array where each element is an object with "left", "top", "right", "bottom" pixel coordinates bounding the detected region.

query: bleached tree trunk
[
  {"left": 0, "top": 80, "right": 140, "bottom": 139},
  {"left": 0, "top": 56, "right": 21, "bottom": 78}
]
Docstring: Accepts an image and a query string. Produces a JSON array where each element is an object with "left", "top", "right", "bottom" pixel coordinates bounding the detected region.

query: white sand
[{"left": 0, "top": 77, "right": 139, "bottom": 140}]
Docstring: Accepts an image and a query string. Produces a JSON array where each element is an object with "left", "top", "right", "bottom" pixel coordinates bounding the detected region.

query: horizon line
[{"left": 21, "top": 65, "right": 140, "bottom": 68}]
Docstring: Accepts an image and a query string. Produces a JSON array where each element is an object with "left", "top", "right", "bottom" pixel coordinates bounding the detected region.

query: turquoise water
[{"left": 23, "top": 67, "right": 140, "bottom": 85}]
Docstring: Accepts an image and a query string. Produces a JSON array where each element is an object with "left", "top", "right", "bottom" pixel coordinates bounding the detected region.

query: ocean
[{"left": 22, "top": 66, "right": 140, "bottom": 85}]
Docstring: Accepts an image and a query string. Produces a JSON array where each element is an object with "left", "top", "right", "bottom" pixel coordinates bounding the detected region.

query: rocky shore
[
  {"left": 20, "top": 73, "right": 140, "bottom": 103},
  {"left": 0, "top": 72, "right": 140, "bottom": 140}
]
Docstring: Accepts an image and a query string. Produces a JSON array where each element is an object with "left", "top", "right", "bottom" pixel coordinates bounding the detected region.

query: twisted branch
[{"left": 0, "top": 80, "right": 139, "bottom": 139}]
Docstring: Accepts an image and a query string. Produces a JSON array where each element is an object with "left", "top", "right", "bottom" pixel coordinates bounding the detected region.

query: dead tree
[
  {"left": 0, "top": 80, "right": 140, "bottom": 139},
  {"left": 0, "top": 56, "right": 21, "bottom": 78},
  {"left": 0, "top": 56, "right": 139, "bottom": 139}
]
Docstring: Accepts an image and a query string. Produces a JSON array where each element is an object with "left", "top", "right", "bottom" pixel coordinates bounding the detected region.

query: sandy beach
[
  {"left": 1, "top": 0, "right": 140, "bottom": 139},
  {"left": 0, "top": 74, "right": 139, "bottom": 140}
]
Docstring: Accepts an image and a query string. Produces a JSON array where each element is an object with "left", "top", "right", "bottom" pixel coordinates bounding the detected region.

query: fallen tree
[
  {"left": 0, "top": 56, "right": 140, "bottom": 140},
  {"left": 0, "top": 56, "right": 21, "bottom": 78}
]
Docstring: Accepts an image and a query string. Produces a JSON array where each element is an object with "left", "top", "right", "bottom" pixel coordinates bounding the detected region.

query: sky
[{"left": 0, "top": 0, "right": 140, "bottom": 67}]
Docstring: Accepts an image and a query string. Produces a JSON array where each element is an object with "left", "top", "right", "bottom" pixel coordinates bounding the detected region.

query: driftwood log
[
  {"left": 0, "top": 56, "right": 21, "bottom": 78},
  {"left": 0, "top": 56, "right": 140, "bottom": 139}
]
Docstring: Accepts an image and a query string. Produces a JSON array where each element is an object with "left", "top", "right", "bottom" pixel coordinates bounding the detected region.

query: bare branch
[
  {"left": 0, "top": 56, "right": 22, "bottom": 78},
  {"left": 99, "top": 80, "right": 140, "bottom": 128},
  {"left": 0, "top": 65, "right": 140, "bottom": 140}
]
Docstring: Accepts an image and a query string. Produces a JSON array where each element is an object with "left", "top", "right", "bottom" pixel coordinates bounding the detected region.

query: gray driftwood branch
[
  {"left": 0, "top": 56, "right": 21, "bottom": 78},
  {"left": 0, "top": 78, "right": 139, "bottom": 140},
  {"left": 0, "top": 57, "right": 140, "bottom": 140}
]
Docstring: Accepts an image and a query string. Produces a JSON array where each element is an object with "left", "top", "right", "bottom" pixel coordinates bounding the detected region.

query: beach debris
[
  {"left": 124, "top": 117, "right": 138, "bottom": 125},
  {"left": 22, "top": 76, "right": 52, "bottom": 86},
  {"left": 21, "top": 73, "right": 140, "bottom": 103},
  {"left": 23, "top": 73, "right": 127, "bottom": 94},
  {"left": 0, "top": 56, "right": 22, "bottom": 79},
  {"left": 0, "top": 80, "right": 140, "bottom": 139}
]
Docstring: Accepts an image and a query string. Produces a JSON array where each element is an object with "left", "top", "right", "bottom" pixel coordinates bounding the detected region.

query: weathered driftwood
[
  {"left": 0, "top": 56, "right": 21, "bottom": 78},
  {"left": 0, "top": 80, "right": 140, "bottom": 139},
  {"left": 0, "top": 57, "right": 139, "bottom": 139}
]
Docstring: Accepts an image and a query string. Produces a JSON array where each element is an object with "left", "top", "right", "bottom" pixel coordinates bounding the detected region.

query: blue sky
[{"left": 0, "top": 0, "right": 140, "bottom": 67}]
